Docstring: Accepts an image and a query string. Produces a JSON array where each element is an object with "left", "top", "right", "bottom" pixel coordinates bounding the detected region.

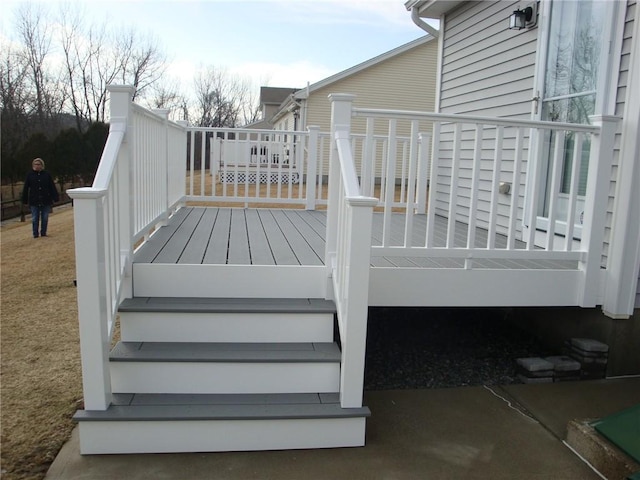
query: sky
[{"left": 2, "top": 0, "right": 437, "bottom": 95}]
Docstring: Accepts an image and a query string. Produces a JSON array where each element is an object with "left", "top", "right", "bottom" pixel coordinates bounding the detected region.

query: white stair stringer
[{"left": 74, "top": 297, "right": 371, "bottom": 454}]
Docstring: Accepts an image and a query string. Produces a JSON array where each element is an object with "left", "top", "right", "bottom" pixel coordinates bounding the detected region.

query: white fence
[{"left": 185, "top": 126, "right": 332, "bottom": 209}]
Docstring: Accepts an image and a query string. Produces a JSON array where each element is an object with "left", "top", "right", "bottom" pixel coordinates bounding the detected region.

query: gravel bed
[{"left": 364, "top": 307, "right": 555, "bottom": 390}]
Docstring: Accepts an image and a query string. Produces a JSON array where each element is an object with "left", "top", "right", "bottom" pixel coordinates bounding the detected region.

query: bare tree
[
  {"left": 0, "top": 43, "right": 32, "bottom": 189},
  {"left": 144, "top": 78, "right": 188, "bottom": 121},
  {"left": 115, "top": 28, "right": 167, "bottom": 102},
  {"left": 191, "top": 66, "right": 259, "bottom": 127},
  {"left": 14, "top": 2, "right": 65, "bottom": 130}
]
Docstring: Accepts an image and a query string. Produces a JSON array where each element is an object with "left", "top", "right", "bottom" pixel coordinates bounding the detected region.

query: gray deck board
[
  {"left": 133, "top": 207, "right": 191, "bottom": 263},
  {"left": 154, "top": 208, "right": 205, "bottom": 263},
  {"left": 245, "top": 209, "right": 275, "bottom": 265},
  {"left": 228, "top": 209, "right": 251, "bottom": 264},
  {"left": 257, "top": 210, "right": 299, "bottom": 265},
  {"left": 133, "top": 207, "right": 578, "bottom": 270},
  {"left": 202, "top": 208, "right": 231, "bottom": 264},
  {"left": 178, "top": 208, "right": 218, "bottom": 264},
  {"left": 270, "top": 210, "right": 323, "bottom": 265}
]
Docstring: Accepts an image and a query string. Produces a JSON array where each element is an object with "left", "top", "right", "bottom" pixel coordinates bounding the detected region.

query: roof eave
[{"left": 405, "top": 0, "right": 466, "bottom": 19}]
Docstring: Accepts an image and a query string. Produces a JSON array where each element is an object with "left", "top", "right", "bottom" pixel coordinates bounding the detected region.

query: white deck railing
[
  {"left": 184, "top": 126, "right": 331, "bottom": 209},
  {"left": 329, "top": 95, "right": 617, "bottom": 309},
  {"left": 68, "top": 86, "right": 187, "bottom": 410},
  {"left": 68, "top": 86, "right": 618, "bottom": 413}
]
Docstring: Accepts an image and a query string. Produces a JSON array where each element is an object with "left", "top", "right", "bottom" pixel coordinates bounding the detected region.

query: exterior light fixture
[{"left": 509, "top": 3, "right": 537, "bottom": 30}]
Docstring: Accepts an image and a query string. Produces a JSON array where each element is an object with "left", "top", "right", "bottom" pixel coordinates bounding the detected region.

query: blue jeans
[{"left": 30, "top": 205, "right": 51, "bottom": 237}]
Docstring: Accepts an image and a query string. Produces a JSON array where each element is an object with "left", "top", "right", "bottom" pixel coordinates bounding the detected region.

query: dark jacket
[{"left": 21, "top": 170, "right": 59, "bottom": 207}]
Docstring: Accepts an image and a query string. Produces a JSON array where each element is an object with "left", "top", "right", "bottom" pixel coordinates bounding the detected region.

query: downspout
[{"left": 411, "top": 7, "right": 439, "bottom": 37}]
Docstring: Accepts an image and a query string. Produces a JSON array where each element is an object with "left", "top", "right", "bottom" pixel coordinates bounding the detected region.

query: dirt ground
[{"left": 1, "top": 206, "right": 82, "bottom": 480}]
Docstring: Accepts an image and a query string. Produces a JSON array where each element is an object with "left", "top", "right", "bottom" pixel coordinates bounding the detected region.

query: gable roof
[
  {"left": 292, "top": 34, "right": 434, "bottom": 101},
  {"left": 260, "top": 87, "right": 298, "bottom": 106}
]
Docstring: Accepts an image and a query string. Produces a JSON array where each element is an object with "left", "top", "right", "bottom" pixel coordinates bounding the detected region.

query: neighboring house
[
  {"left": 406, "top": 0, "right": 640, "bottom": 371},
  {"left": 269, "top": 35, "right": 438, "bottom": 177},
  {"left": 270, "top": 35, "right": 437, "bottom": 133},
  {"left": 244, "top": 86, "right": 298, "bottom": 129}
]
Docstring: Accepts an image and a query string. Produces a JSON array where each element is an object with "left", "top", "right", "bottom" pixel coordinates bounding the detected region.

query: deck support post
[{"left": 578, "top": 115, "right": 619, "bottom": 307}]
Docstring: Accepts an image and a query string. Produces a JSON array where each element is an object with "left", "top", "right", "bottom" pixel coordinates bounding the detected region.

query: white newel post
[
  {"left": 326, "top": 94, "right": 355, "bottom": 274},
  {"left": 67, "top": 189, "right": 112, "bottom": 410},
  {"left": 339, "top": 198, "right": 376, "bottom": 408},
  {"left": 578, "top": 115, "right": 618, "bottom": 307},
  {"left": 305, "top": 125, "right": 319, "bottom": 210}
]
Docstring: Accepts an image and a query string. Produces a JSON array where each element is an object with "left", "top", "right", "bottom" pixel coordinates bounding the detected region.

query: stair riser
[
  {"left": 110, "top": 362, "right": 340, "bottom": 394},
  {"left": 77, "top": 417, "right": 366, "bottom": 454},
  {"left": 119, "top": 312, "right": 334, "bottom": 343},
  {"left": 132, "top": 264, "right": 328, "bottom": 298}
]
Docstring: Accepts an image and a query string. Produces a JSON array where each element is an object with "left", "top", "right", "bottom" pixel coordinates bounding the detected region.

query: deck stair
[{"left": 74, "top": 297, "right": 370, "bottom": 454}]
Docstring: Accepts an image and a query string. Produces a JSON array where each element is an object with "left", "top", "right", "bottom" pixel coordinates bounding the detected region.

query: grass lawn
[{"left": 1, "top": 206, "right": 82, "bottom": 480}]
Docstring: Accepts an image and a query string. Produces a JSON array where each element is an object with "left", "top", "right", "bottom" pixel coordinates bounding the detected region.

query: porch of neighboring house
[{"left": 68, "top": 86, "right": 618, "bottom": 454}]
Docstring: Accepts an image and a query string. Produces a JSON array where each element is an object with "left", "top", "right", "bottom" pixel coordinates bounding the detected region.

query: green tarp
[{"left": 591, "top": 403, "right": 640, "bottom": 464}]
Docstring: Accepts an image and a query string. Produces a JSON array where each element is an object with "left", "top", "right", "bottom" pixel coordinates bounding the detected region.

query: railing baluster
[
  {"left": 382, "top": 119, "right": 397, "bottom": 246},
  {"left": 467, "top": 124, "right": 483, "bottom": 249},
  {"left": 362, "top": 118, "right": 375, "bottom": 196},
  {"left": 425, "top": 122, "right": 441, "bottom": 248},
  {"left": 564, "top": 132, "right": 583, "bottom": 250},
  {"left": 507, "top": 127, "right": 524, "bottom": 249},
  {"left": 487, "top": 125, "right": 503, "bottom": 250},
  {"left": 545, "top": 130, "right": 565, "bottom": 250},
  {"left": 404, "top": 120, "right": 419, "bottom": 247},
  {"left": 416, "top": 133, "right": 429, "bottom": 216},
  {"left": 447, "top": 123, "right": 462, "bottom": 248},
  {"left": 526, "top": 128, "right": 545, "bottom": 249}
]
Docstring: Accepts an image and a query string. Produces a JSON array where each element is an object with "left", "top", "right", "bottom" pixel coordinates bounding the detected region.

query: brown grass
[{"left": 1, "top": 206, "right": 82, "bottom": 480}]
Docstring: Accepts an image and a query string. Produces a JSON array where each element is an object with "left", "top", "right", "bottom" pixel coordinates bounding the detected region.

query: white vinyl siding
[
  {"left": 435, "top": 1, "right": 538, "bottom": 235},
  {"left": 619, "top": 1, "right": 640, "bottom": 308}
]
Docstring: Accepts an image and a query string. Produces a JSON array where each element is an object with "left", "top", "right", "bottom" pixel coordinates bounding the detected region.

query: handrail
[
  {"left": 91, "top": 123, "right": 126, "bottom": 189},
  {"left": 353, "top": 107, "right": 600, "bottom": 133},
  {"left": 68, "top": 85, "right": 187, "bottom": 411},
  {"left": 326, "top": 94, "right": 376, "bottom": 409}
]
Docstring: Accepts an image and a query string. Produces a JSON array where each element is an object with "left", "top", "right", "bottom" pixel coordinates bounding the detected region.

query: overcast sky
[{"left": 2, "top": 0, "right": 436, "bottom": 92}]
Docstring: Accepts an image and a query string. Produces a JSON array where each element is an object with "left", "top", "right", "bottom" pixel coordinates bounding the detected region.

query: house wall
[
  {"left": 434, "top": 1, "right": 538, "bottom": 236},
  {"left": 615, "top": 0, "right": 640, "bottom": 308},
  {"left": 436, "top": 0, "right": 635, "bottom": 257},
  {"left": 304, "top": 39, "right": 439, "bottom": 177}
]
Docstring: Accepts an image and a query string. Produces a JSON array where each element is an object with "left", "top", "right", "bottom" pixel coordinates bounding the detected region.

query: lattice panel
[{"left": 221, "top": 171, "right": 300, "bottom": 184}]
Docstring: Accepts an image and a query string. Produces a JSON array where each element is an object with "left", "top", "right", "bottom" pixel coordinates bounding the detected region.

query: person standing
[{"left": 21, "top": 158, "right": 59, "bottom": 238}]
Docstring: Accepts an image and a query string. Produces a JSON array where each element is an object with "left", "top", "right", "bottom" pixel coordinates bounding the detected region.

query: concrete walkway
[{"left": 45, "top": 378, "right": 640, "bottom": 480}]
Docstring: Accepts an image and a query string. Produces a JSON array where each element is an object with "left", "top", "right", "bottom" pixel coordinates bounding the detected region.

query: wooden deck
[{"left": 133, "top": 207, "right": 578, "bottom": 270}]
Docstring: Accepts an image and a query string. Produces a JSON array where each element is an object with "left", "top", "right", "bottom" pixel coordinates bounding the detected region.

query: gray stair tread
[
  {"left": 74, "top": 400, "right": 371, "bottom": 422},
  {"left": 119, "top": 297, "right": 336, "bottom": 314},
  {"left": 127, "top": 393, "right": 336, "bottom": 406},
  {"left": 110, "top": 341, "right": 341, "bottom": 363}
]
